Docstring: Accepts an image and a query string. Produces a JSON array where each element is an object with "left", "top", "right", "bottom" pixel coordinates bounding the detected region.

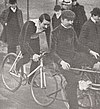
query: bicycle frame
[
  {"left": 9, "top": 51, "right": 47, "bottom": 88},
  {"left": 27, "top": 57, "right": 46, "bottom": 88},
  {"left": 9, "top": 51, "right": 22, "bottom": 78}
]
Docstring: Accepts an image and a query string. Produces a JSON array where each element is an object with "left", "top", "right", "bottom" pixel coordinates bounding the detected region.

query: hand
[
  {"left": 60, "top": 60, "right": 70, "bottom": 70},
  {"left": 89, "top": 50, "right": 99, "bottom": 59},
  {"left": 5, "top": 23, "right": 7, "bottom": 26},
  {"left": 93, "top": 62, "right": 100, "bottom": 70},
  {"left": 33, "top": 54, "right": 40, "bottom": 62}
]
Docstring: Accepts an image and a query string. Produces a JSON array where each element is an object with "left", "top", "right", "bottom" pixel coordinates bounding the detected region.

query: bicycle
[
  {"left": 1, "top": 50, "right": 100, "bottom": 108},
  {"left": 31, "top": 63, "right": 98, "bottom": 108},
  {"left": 32, "top": 64, "right": 100, "bottom": 109},
  {"left": 69, "top": 67, "right": 100, "bottom": 109},
  {"left": 1, "top": 51, "right": 58, "bottom": 106}
]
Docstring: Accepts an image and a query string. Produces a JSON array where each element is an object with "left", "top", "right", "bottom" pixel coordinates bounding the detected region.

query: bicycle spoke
[{"left": 31, "top": 70, "right": 58, "bottom": 106}]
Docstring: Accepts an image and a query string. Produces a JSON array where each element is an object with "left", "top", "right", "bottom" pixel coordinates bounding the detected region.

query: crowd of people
[{"left": 0, "top": 0, "right": 100, "bottom": 109}]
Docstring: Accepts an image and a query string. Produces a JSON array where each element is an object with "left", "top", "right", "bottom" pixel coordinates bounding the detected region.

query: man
[
  {"left": 52, "top": 5, "right": 62, "bottom": 30},
  {"left": 16, "top": 21, "right": 37, "bottom": 78},
  {"left": 79, "top": 7, "right": 100, "bottom": 82},
  {"left": 71, "top": 0, "right": 87, "bottom": 38},
  {"left": 60, "top": 0, "right": 87, "bottom": 38},
  {"left": 24, "top": 13, "right": 51, "bottom": 84},
  {"left": 79, "top": 7, "right": 100, "bottom": 54},
  {"left": 0, "top": 0, "right": 23, "bottom": 54},
  {"left": 50, "top": 10, "right": 99, "bottom": 109}
]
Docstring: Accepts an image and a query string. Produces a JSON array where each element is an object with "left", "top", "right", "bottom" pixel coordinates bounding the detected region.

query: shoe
[
  {"left": 28, "top": 80, "right": 39, "bottom": 87},
  {"left": 28, "top": 79, "right": 31, "bottom": 85},
  {"left": 32, "top": 81, "right": 39, "bottom": 87}
]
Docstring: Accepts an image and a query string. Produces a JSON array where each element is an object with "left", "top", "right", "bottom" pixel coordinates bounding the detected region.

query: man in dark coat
[
  {"left": 79, "top": 7, "right": 100, "bottom": 56},
  {"left": 79, "top": 7, "right": 100, "bottom": 82},
  {"left": 17, "top": 13, "right": 51, "bottom": 84},
  {"left": 52, "top": 5, "right": 61, "bottom": 30},
  {"left": 0, "top": 0, "right": 23, "bottom": 53},
  {"left": 71, "top": 0, "right": 87, "bottom": 38},
  {"left": 50, "top": 10, "right": 99, "bottom": 109}
]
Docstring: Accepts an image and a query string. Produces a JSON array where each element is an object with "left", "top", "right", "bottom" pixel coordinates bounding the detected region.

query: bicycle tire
[
  {"left": 77, "top": 88, "right": 93, "bottom": 109},
  {"left": 61, "top": 87, "right": 93, "bottom": 109},
  {"left": 1, "top": 53, "right": 22, "bottom": 92},
  {"left": 31, "top": 69, "right": 58, "bottom": 106}
]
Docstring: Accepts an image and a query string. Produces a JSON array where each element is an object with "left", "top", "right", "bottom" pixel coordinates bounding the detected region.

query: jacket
[
  {"left": 79, "top": 19, "right": 100, "bottom": 54},
  {"left": 0, "top": 6, "right": 23, "bottom": 43}
]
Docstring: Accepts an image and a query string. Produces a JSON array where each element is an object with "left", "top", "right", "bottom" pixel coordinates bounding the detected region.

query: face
[
  {"left": 39, "top": 19, "right": 50, "bottom": 30},
  {"left": 55, "top": 10, "right": 61, "bottom": 17},
  {"left": 61, "top": 3, "right": 72, "bottom": 10},
  {"left": 92, "top": 15, "right": 100, "bottom": 22},
  {"left": 72, "top": 1, "right": 77, "bottom": 5},
  {"left": 61, "top": 18, "right": 73, "bottom": 27},
  {"left": 10, "top": 3, "right": 17, "bottom": 9}
]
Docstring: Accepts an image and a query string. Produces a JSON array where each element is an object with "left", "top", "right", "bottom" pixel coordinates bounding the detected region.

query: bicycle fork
[{"left": 9, "top": 51, "right": 22, "bottom": 77}]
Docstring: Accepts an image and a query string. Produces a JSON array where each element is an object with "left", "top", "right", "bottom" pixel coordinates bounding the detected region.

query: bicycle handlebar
[
  {"left": 30, "top": 51, "right": 49, "bottom": 61},
  {"left": 70, "top": 67, "right": 100, "bottom": 74}
]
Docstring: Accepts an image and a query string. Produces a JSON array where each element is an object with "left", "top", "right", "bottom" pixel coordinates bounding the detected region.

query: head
[
  {"left": 61, "top": 10, "right": 75, "bottom": 27},
  {"left": 9, "top": 0, "right": 17, "bottom": 8},
  {"left": 72, "top": 0, "right": 77, "bottom": 5},
  {"left": 39, "top": 13, "right": 51, "bottom": 30},
  {"left": 91, "top": 7, "right": 100, "bottom": 22},
  {"left": 54, "top": 5, "right": 62, "bottom": 17},
  {"left": 61, "top": 0, "right": 72, "bottom": 10}
]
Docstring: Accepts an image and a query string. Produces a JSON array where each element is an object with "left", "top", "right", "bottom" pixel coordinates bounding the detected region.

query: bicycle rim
[
  {"left": 61, "top": 84, "right": 92, "bottom": 109},
  {"left": 78, "top": 89, "right": 92, "bottom": 109},
  {"left": 1, "top": 53, "right": 22, "bottom": 92},
  {"left": 31, "top": 70, "right": 58, "bottom": 106}
]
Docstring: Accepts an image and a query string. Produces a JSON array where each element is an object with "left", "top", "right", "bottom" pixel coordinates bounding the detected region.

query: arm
[
  {"left": 0, "top": 10, "right": 8, "bottom": 25},
  {"left": 23, "top": 22, "right": 35, "bottom": 57},
  {"left": 52, "top": 14, "right": 55, "bottom": 29},
  {"left": 19, "top": 10, "right": 24, "bottom": 29},
  {"left": 73, "top": 28, "right": 90, "bottom": 53},
  {"left": 74, "top": 27, "right": 99, "bottom": 58},
  {"left": 50, "top": 31, "right": 62, "bottom": 64},
  {"left": 79, "top": 23, "right": 89, "bottom": 46},
  {"left": 80, "top": 6, "right": 87, "bottom": 25},
  {"left": 50, "top": 31, "right": 70, "bottom": 69}
]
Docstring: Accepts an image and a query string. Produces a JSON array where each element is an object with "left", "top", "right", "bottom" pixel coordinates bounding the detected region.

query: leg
[
  {"left": 16, "top": 53, "right": 30, "bottom": 76},
  {"left": 61, "top": 69, "right": 79, "bottom": 109},
  {"left": 8, "top": 45, "right": 16, "bottom": 53},
  {"left": 28, "top": 61, "right": 39, "bottom": 84}
]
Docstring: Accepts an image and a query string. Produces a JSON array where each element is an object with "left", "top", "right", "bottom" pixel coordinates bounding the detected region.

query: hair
[
  {"left": 39, "top": 13, "right": 51, "bottom": 23},
  {"left": 61, "top": 10, "right": 75, "bottom": 21},
  {"left": 91, "top": 8, "right": 100, "bottom": 17},
  {"left": 72, "top": 0, "right": 77, "bottom": 2},
  {"left": 9, "top": 0, "right": 17, "bottom": 4},
  {"left": 54, "top": 5, "right": 61, "bottom": 11}
]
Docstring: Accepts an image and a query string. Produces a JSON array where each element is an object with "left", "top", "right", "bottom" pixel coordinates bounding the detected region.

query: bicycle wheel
[
  {"left": 31, "top": 69, "right": 58, "bottom": 106},
  {"left": 77, "top": 88, "right": 93, "bottom": 109},
  {"left": 1, "top": 53, "right": 22, "bottom": 92}
]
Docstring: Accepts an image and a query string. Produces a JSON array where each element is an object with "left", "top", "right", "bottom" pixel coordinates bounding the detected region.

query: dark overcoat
[
  {"left": 52, "top": 13, "right": 61, "bottom": 30},
  {"left": 79, "top": 19, "right": 100, "bottom": 54},
  {"left": 71, "top": 3, "right": 87, "bottom": 37},
  {"left": 0, "top": 7, "right": 23, "bottom": 44}
]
